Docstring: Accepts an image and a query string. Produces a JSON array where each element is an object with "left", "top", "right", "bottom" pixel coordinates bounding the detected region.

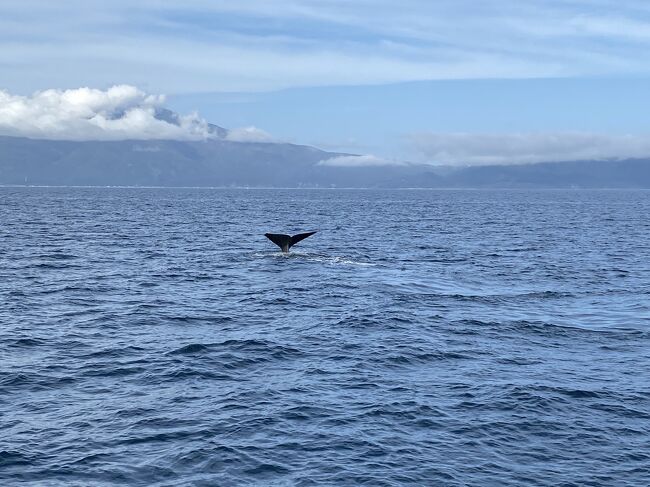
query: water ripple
[{"left": 1, "top": 188, "right": 649, "bottom": 486}]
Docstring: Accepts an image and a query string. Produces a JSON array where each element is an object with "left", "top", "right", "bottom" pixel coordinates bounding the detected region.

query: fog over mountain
[
  {"left": 2, "top": 135, "right": 650, "bottom": 188},
  {"left": 0, "top": 85, "right": 226, "bottom": 141},
  {"left": 1, "top": 86, "right": 650, "bottom": 188}
]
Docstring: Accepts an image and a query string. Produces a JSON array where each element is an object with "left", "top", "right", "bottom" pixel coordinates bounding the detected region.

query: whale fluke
[{"left": 265, "top": 231, "right": 318, "bottom": 252}]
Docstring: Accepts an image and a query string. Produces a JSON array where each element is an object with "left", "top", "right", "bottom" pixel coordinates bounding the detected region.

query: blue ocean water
[{"left": 1, "top": 187, "right": 649, "bottom": 486}]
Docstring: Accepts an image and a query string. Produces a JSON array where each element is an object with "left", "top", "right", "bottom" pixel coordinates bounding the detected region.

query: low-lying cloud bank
[
  {"left": 318, "top": 154, "right": 404, "bottom": 167},
  {"left": 0, "top": 85, "right": 214, "bottom": 141},
  {"left": 409, "top": 132, "right": 650, "bottom": 166},
  {"left": 225, "top": 126, "right": 274, "bottom": 143}
]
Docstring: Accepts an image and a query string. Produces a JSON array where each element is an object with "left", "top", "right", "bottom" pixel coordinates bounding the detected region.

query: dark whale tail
[{"left": 265, "top": 231, "right": 318, "bottom": 252}]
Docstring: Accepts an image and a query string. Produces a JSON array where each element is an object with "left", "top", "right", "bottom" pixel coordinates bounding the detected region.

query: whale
[{"left": 265, "top": 231, "right": 318, "bottom": 253}]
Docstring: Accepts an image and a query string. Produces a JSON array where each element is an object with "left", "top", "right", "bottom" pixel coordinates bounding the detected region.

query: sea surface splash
[
  {"left": 1, "top": 188, "right": 649, "bottom": 486},
  {"left": 251, "top": 251, "right": 377, "bottom": 267}
]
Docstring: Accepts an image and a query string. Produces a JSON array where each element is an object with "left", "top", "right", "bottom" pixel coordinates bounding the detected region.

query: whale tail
[{"left": 265, "top": 231, "right": 318, "bottom": 252}]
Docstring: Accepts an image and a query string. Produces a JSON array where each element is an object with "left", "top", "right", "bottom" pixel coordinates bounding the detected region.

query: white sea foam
[{"left": 251, "top": 251, "right": 376, "bottom": 267}]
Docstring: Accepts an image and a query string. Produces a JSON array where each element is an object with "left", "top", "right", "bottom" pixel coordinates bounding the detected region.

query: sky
[{"left": 2, "top": 0, "right": 650, "bottom": 165}]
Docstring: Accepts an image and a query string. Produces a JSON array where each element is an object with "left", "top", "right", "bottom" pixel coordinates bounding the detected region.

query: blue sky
[
  {"left": 168, "top": 78, "right": 650, "bottom": 160},
  {"left": 2, "top": 1, "right": 650, "bottom": 164}
]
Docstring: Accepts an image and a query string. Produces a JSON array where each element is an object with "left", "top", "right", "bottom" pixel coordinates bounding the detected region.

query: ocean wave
[{"left": 3, "top": 187, "right": 650, "bottom": 486}]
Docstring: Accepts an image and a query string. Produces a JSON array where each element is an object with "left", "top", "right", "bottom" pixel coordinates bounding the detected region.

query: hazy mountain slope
[
  {"left": 0, "top": 136, "right": 336, "bottom": 186},
  {"left": 447, "top": 159, "right": 650, "bottom": 188},
  {"left": 1, "top": 135, "right": 650, "bottom": 187}
]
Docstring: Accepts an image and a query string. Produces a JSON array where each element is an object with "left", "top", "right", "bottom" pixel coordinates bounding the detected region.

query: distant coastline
[{"left": 2, "top": 135, "right": 650, "bottom": 189}]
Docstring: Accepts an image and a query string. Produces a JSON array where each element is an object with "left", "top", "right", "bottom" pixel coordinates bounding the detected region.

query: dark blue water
[{"left": 1, "top": 188, "right": 649, "bottom": 486}]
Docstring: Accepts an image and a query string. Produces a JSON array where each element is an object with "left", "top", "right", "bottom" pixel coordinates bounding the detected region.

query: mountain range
[{"left": 1, "top": 134, "right": 650, "bottom": 189}]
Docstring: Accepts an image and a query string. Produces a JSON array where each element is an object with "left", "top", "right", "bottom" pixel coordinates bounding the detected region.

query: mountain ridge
[{"left": 1, "top": 135, "right": 650, "bottom": 188}]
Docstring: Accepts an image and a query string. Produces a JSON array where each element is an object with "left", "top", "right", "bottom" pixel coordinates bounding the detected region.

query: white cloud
[
  {"left": 2, "top": 1, "right": 650, "bottom": 93},
  {"left": 318, "top": 154, "right": 404, "bottom": 167},
  {"left": 0, "top": 85, "right": 213, "bottom": 140},
  {"left": 225, "top": 126, "right": 274, "bottom": 142},
  {"left": 408, "top": 132, "right": 650, "bottom": 165}
]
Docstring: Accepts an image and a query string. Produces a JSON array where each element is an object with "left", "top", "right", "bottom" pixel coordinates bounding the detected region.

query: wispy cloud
[
  {"left": 225, "top": 126, "right": 274, "bottom": 143},
  {"left": 408, "top": 132, "right": 650, "bottom": 165},
  {"left": 2, "top": 1, "right": 650, "bottom": 92},
  {"left": 318, "top": 154, "right": 404, "bottom": 167}
]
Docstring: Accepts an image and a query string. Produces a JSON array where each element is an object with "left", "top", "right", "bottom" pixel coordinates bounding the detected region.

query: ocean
[{"left": 1, "top": 187, "right": 649, "bottom": 486}]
